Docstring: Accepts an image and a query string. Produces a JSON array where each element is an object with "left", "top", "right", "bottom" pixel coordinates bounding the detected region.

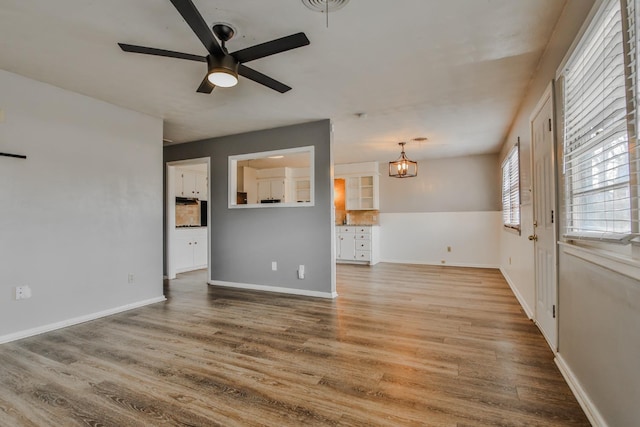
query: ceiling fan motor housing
[{"left": 207, "top": 54, "right": 238, "bottom": 76}]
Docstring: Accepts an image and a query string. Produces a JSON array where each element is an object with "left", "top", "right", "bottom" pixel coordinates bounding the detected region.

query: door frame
[
  {"left": 166, "top": 157, "right": 211, "bottom": 280},
  {"left": 529, "top": 81, "right": 559, "bottom": 351}
]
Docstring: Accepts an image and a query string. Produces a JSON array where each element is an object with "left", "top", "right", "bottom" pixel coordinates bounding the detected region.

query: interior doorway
[{"left": 166, "top": 158, "right": 210, "bottom": 280}]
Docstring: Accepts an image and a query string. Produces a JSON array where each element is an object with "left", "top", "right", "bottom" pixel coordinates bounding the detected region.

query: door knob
[{"left": 528, "top": 235, "right": 538, "bottom": 241}]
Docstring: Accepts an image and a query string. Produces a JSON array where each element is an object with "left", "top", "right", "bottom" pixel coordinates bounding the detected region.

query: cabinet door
[
  {"left": 337, "top": 233, "right": 356, "bottom": 260},
  {"left": 193, "top": 232, "right": 207, "bottom": 267},
  {"left": 175, "top": 172, "right": 184, "bottom": 197},
  {"left": 345, "top": 177, "right": 360, "bottom": 210},
  {"left": 195, "top": 172, "right": 208, "bottom": 201},
  {"left": 271, "top": 179, "right": 286, "bottom": 201},
  {"left": 182, "top": 171, "right": 197, "bottom": 197},
  {"left": 258, "top": 180, "right": 272, "bottom": 201},
  {"left": 174, "top": 233, "right": 194, "bottom": 271}
]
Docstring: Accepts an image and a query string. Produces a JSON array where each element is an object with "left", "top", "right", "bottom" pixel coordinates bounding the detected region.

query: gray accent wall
[
  {"left": 379, "top": 153, "right": 500, "bottom": 213},
  {"left": 164, "top": 120, "right": 333, "bottom": 294}
]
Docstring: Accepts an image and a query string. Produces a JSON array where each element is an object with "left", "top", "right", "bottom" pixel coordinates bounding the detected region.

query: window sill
[
  {"left": 559, "top": 241, "right": 640, "bottom": 282},
  {"left": 503, "top": 225, "right": 521, "bottom": 236}
]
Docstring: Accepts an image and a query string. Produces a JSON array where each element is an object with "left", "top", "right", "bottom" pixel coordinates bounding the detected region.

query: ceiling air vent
[{"left": 301, "top": 0, "right": 350, "bottom": 13}]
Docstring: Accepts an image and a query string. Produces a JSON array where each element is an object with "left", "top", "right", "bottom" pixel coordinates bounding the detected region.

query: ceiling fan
[{"left": 118, "top": 0, "right": 310, "bottom": 94}]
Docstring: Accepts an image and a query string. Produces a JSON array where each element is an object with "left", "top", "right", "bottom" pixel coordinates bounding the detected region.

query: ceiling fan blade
[
  {"left": 118, "top": 43, "right": 206, "bottom": 62},
  {"left": 231, "top": 33, "right": 310, "bottom": 63},
  {"left": 196, "top": 75, "right": 215, "bottom": 93},
  {"left": 169, "top": 0, "right": 223, "bottom": 57},
  {"left": 238, "top": 64, "right": 291, "bottom": 93}
]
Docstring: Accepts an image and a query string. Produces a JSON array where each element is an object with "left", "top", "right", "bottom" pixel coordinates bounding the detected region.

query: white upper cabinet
[
  {"left": 258, "top": 178, "right": 288, "bottom": 202},
  {"left": 336, "top": 162, "right": 380, "bottom": 211},
  {"left": 175, "top": 167, "right": 208, "bottom": 200}
]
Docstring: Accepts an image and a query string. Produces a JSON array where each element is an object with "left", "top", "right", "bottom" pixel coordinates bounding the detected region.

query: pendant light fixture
[{"left": 389, "top": 142, "right": 418, "bottom": 178}]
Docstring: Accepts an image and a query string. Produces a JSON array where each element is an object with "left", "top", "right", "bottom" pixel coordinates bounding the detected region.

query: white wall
[
  {"left": 380, "top": 212, "right": 501, "bottom": 268},
  {"left": 379, "top": 154, "right": 501, "bottom": 268},
  {"left": 495, "top": 0, "right": 640, "bottom": 424},
  {"left": 498, "top": 0, "right": 594, "bottom": 316},
  {"left": 0, "top": 70, "right": 164, "bottom": 342}
]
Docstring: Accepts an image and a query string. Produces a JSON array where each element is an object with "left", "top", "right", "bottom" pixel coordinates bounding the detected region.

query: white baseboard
[
  {"left": 555, "top": 354, "right": 607, "bottom": 427},
  {"left": 208, "top": 280, "right": 338, "bottom": 299},
  {"left": 499, "top": 267, "right": 534, "bottom": 319},
  {"left": 380, "top": 258, "right": 500, "bottom": 269},
  {"left": 0, "top": 296, "right": 166, "bottom": 345}
]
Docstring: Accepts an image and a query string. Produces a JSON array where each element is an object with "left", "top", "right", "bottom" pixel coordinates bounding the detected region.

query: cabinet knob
[
  {"left": 189, "top": 242, "right": 192, "bottom": 245},
  {"left": 194, "top": 242, "right": 197, "bottom": 245}
]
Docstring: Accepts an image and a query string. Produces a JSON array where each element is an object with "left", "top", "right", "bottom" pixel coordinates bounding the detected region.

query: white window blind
[
  {"left": 562, "top": 0, "right": 637, "bottom": 242},
  {"left": 502, "top": 144, "right": 520, "bottom": 230}
]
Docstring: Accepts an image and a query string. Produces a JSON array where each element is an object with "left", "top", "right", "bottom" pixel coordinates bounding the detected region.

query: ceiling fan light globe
[{"left": 208, "top": 69, "right": 238, "bottom": 87}]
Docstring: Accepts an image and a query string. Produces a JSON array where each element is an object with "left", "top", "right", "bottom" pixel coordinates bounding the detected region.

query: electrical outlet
[
  {"left": 14, "top": 285, "right": 32, "bottom": 300},
  {"left": 271, "top": 261, "right": 277, "bottom": 271},
  {"left": 509, "top": 257, "right": 512, "bottom": 265},
  {"left": 128, "top": 273, "right": 135, "bottom": 284},
  {"left": 447, "top": 246, "right": 452, "bottom": 252},
  {"left": 298, "top": 265, "right": 305, "bottom": 279}
]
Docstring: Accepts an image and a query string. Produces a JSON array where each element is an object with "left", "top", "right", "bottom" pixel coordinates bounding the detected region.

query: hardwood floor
[{"left": 0, "top": 264, "right": 589, "bottom": 426}]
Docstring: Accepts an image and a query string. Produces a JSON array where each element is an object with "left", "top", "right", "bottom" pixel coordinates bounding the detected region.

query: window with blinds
[
  {"left": 502, "top": 144, "right": 520, "bottom": 231},
  {"left": 561, "top": 0, "right": 637, "bottom": 243}
]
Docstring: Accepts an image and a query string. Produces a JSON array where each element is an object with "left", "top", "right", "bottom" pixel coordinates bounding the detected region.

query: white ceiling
[{"left": 0, "top": 0, "right": 566, "bottom": 164}]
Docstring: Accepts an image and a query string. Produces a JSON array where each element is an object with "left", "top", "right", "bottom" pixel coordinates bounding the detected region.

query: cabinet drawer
[
  {"left": 355, "top": 250, "right": 371, "bottom": 261},
  {"left": 355, "top": 234, "right": 371, "bottom": 240},
  {"left": 355, "top": 226, "right": 371, "bottom": 234},
  {"left": 356, "top": 240, "right": 371, "bottom": 251},
  {"left": 337, "top": 226, "right": 353, "bottom": 233}
]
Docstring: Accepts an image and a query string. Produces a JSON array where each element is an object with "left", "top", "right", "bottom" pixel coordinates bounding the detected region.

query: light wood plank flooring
[{"left": 0, "top": 264, "right": 589, "bottom": 426}]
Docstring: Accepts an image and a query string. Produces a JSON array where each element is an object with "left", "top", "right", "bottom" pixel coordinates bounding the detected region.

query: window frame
[
  {"left": 558, "top": 0, "right": 638, "bottom": 245},
  {"left": 502, "top": 142, "right": 521, "bottom": 233}
]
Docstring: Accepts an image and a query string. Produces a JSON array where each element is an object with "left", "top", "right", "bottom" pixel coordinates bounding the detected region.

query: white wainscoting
[{"left": 379, "top": 212, "right": 501, "bottom": 268}]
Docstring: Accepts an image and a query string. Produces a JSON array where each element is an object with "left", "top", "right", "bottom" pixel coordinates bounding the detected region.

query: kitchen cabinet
[
  {"left": 258, "top": 179, "right": 288, "bottom": 202},
  {"left": 294, "top": 178, "right": 311, "bottom": 203},
  {"left": 175, "top": 169, "right": 208, "bottom": 200},
  {"left": 336, "top": 225, "right": 379, "bottom": 265},
  {"left": 194, "top": 173, "right": 208, "bottom": 201},
  {"left": 174, "top": 228, "right": 207, "bottom": 273},
  {"left": 346, "top": 175, "right": 379, "bottom": 210},
  {"left": 335, "top": 162, "right": 380, "bottom": 211}
]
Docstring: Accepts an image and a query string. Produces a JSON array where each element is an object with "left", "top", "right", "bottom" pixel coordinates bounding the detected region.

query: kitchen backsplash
[
  {"left": 336, "top": 210, "right": 379, "bottom": 225},
  {"left": 176, "top": 204, "right": 200, "bottom": 226}
]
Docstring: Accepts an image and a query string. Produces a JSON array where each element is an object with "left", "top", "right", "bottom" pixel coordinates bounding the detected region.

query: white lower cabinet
[
  {"left": 174, "top": 228, "right": 207, "bottom": 273},
  {"left": 336, "top": 225, "right": 379, "bottom": 265}
]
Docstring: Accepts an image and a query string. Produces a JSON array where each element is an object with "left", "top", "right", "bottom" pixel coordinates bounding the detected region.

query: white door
[{"left": 531, "top": 86, "right": 557, "bottom": 350}]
